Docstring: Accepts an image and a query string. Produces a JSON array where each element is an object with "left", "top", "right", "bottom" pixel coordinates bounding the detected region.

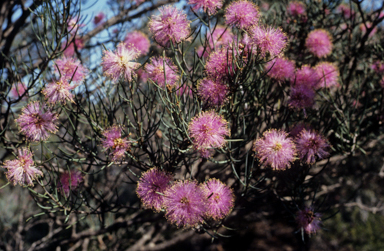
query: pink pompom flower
[
  {"left": 101, "top": 126, "right": 132, "bottom": 161},
  {"left": 295, "top": 129, "right": 330, "bottom": 164},
  {"left": 188, "top": 0, "right": 223, "bottom": 15},
  {"left": 101, "top": 42, "right": 141, "bottom": 82},
  {"left": 163, "top": 180, "right": 207, "bottom": 228},
  {"left": 62, "top": 38, "right": 84, "bottom": 57},
  {"left": 148, "top": 6, "right": 191, "bottom": 47},
  {"left": 42, "top": 78, "right": 75, "bottom": 105},
  {"left": 201, "top": 178, "right": 235, "bottom": 220},
  {"left": 225, "top": 0, "right": 260, "bottom": 30},
  {"left": 16, "top": 102, "right": 58, "bottom": 141},
  {"left": 197, "top": 78, "right": 228, "bottom": 107},
  {"left": 124, "top": 31, "right": 151, "bottom": 57},
  {"left": 136, "top": 168, "right": 173, "bottom": 212},
  {"left": 249, "top": 26, "right": 287, "bottom": 58},
  {"left": 205, "top": 49, "right": 236, "bottom": 81},
  {"left": 59, "top": 170, "right": 83, "bottom": 196},
  {"left": 93, "top": 12, "right": 105, "bottom": 25},
  {"left": 291, "top": 65, "right": 317, "bottom": 88},
  {"left": 2, "top": 148, "right": 43, "bottom": 187},
  {"left": 314, "top": 62, "right": 339, "bottom": 89},
  {"left": 188, "top": 111, "right": 230, "bottom": 152},
  {"left": 145, "top": 56, "right": 179, "bottom": 87},
  {"left": 287, "top": 1, "right": 306, "bottom": 16},
  {"left": 305, "top": 29, "right": 333, "bottom": 58},
  {"left": 296, "top": 207, "right": 322, "bottom": 234},
  {"left": 253, "top": 129, "right": 296, "bottom": 170},
  {"left": 55, "top": 57, "right": 88, "bottom": 83},
  {"left": 288, "top": 85, "right": 315, "bottom": 110},
  {"left": 265, "top": 58, "right": 295, "bottom": 82}
]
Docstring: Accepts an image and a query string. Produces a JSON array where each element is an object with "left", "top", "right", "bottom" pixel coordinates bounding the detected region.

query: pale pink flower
[
  {"left": 62, "top": 38, "right": 84, "bottom": 57},
  {"left": 145, "top": 56, "right": 179, "bottom": 87},
  {"left": 136, "top": 168, "right": 173, "bottom": 212},
  {"left": 265, "top": 58, "right": 295, "bottom": 82},
  {"left": 287, "top": 1, "right": 306, "bottom": 16},
  {"left": 59, "top": 170, "right": 83, "bottom": 196},
  {"left": 295, "top": 129, "right": 330, "bottom": 164},
  {"left": 101, "top": 42, "right": 141, "bottom": 82},
  {"left": 93, "top": 12, "right": 105, "bottom": 25},
  {"left": 296, "top": 207, "right": 321, "bottom": 234},
  {"left": 225, "top": 0, "right": 260, "bottom": 30},
  {"left": 163, "top": 180, "right": 207, "bottom": 228},
  {"left": 16, "top": 102, "right": 58, "bottom": 141},
  {"left": 201, "top": 178, "right": 234, "bottom": 220},
  {"left": 55, "top": 57, "right": 88, "bottom": 82},
  {"left": 101, "top": 126, "right": 131, "bottom": 161},
  {"left": 314, "top": 62, "right": 339, "bottom": 89},
  {"left": 249, "top": 26, "right": 287, "bottom": 58},
  {"left": 305, "top": 29, "right": 333, "bottom": 58},
  {"left": 253, "top": 129, "right": 296, "bottom": 170},
  {"left": 197, "top": 78, "right": 228, "bottom": 107},
  {"left": 124, "top": 31, "right": 151, "bottom": 57},
  {"left": 188, "top": 0, "right": 223, "bottom": 15},
  {"left": 2, "top": 148, "right": 43, "bottom": 187},
  {"left": 148, "top": 6, "right": 191, "bottom": 47},
  {"left": 42, "top": 78, "right": 75, "bottom": 104}
]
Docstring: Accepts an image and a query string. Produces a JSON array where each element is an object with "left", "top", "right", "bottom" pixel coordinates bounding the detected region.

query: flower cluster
[
  {"left": 145, "top": 56, "right": 179, "bottom": 87},
  {"left": 59, "top": 170, "right": 83, "bottom": 196},
  {"left": 42, "top": 78, "right": 75, "bottom": 104},
  {"left": 101, "top": 126, "right": 132, "bottom": 161},
  {"left": 225, "top": 0, "right": 260, "bottom": 30},
  {"left": 55, "top": 56, "right": 88, "bottom": 83},
  {"left": 305, "top": 29, "right": 333, "bottom": 58},
  {"left": 188, "top": 0, "right": 223, "bottom": 15},
  {"left": 197, "top": 78, "right": 228, "bottom": 107},
  {"left": 295, "top": 129, "right": 330, "bottom": 164},
  {"left": 296, "top": 207, "right": 322, "bottom": 234},
  {"left": 124, "top": 31, "right": 151, "bottom": 57}
]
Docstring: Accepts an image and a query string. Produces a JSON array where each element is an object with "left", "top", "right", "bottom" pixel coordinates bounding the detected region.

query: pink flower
[
  {"left": 16, "top": 102, "right": 58, "bottom": 141},
  {"left": 93, "top": 12, "right": 105, "bottom": 25},
  {"left": 145, "top": 56, "right": 179, "bottom": 87},
  {"left": 188, "top": 111, "right": 230, "bottom": 152},
  {"left": 205, "top": 49, "right": 235, "bottom": 80},
  {"left": 288, "top": 85, "right": 315, "bottom": 109},
  {"left": 305, "top": 29, "right": 333, "bottom": 58},
  {"left": 265, "top": 58, "right": 295, "bottom": 82},
  {"left": 291, "top": 65, "right": 317, "bottom": 88},
  {"left": 197, "top": 78, "right": 228, "bottom": 107},
  {"left": 124, "top": 31, "right": 151, "bottom": 57},
  {"left": 314, "top": 62, "right": 339, "bottom": 89},
  {"left": 371, "top": 60, "right": 384, "bottom": 73},
  {"left": 163, "top": 180, "right": 207, "bottom": 228},
  {"left": 55, "top": 57, "right": 88, "bottom": 82},
  {"left": 2, "top": 148, "right": 43, "bottom": 187},
  {"left": 9, "top": 83, "right": 28, "bottom": 100},
  {"left": 136, "top": 168, "right": 173, "bottom": 212},
  {"left": 148, "top": 6, "right": 191, "bottom": 47},
  {"left": 201, "top": 178, "right": 234, "bottom": 220},
  {"left": 253, "top": 129, "right": 296, "bottom": 170},
  {"left": 188, "top": 0, "right": 223, "bottom": 15},
  {"left": 249, "top": 26, "right": 287, "bottom": 58},
  {"left": 59, "top": 170, "right": 83, "bottom": 196},
  {"left": 287, "top": 1, "right": 306, "bottom": 16},
  {"left": 101, "top": 42, "right": 141, "bottom": 82},
  {"left": 295, "top": 129, "right": 330, "bottom": 164},
  {"left": 225, "top": 0, "right": 260, "bottom": 30},
  {"left": 296, "top": 207, "right": 321, "bottom": 234},
  {"left": 62, "top": 39, "right": 84, "bottom": 57},
  {"left": 42, "top": 78, "right": 75, "bottom": 104},
  {"left": 101, "top": 126, "right": 131, "bottom": 161}
]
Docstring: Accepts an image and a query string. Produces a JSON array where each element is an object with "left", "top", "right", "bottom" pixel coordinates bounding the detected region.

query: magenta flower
[
  {"left": 188, "top": 0, "right": 223, "bottom": 15},
  {"left": 205, "top": 49, "right": 235, "bottom": 80},
  {"left": 296, "top": 207, "right": 322, "bottom": 234},
  {"left": 197, "top": 78, "right": 228, "bottom": 107},
  {"left": 93, "top": 12, "right": 105, "bottom": 25},
  {"left": 265, "top": 58, "right": 295, "bottom": 82},
  {"left": 249, "top": 26, "right": 287, "bottom": 58},
  {"left": 101, "top": 42, "right": 141, "bottom": 82},
  {"left": 314, "top": 62, "right": 339, "bottom": 89},
  {"left": 62, "top": 38, "right": 84, "bottom": 57},
  {"left": 42, "top": 78, "right": 75, "bottom": 104},
  {"left": 2, "top": 148, "right": 43, "bottom": 187},
  {"left": 291, "top": 65, "right": 317, "bottom": 88},
  {"left": 124, "top": 31, "right": 151, "bottom": 57},
  {"left": 253, "top": 129, "right": 296, "bottom": 170},
  {"left": 295, "top": 129, "right": 330, "bottom": 164},
  {"left": 16, "top": 102, "right": 58, "bottom": 141},
  {"left": 163, "top": 180, "right": 207, "bottom": 228},
  {"left": 148, "top": 6, "right": 191, "bottom": 47},
  {"left": 287, "top": 1, "right": 306, "bottom": 16},
  {"left": 371, "top": 60, "right": 384, "bottom": 73},
  {"left": 225, "top": 0, "right": 260, "bottom": 30},
  {"left": 305, "top": 29, "right": 333, "bottom": 58},
  {"left": 288, "top": 85, "right": 315, "bottom": 109},
  {"left": 55, "top": 57, "right": 88, "bottom": 83},
  {"left": 145, "top": 56, "right": 179, "bottom": 87},
  {"left": 188, "top": 111, "right": 230, "bottom": 151},
  {"left": 59, "top": 170, "right": 83, "bottom": 196},
  {"left": 201, "top": 178, "right": 234, "bottom": 220},
  {"left": 101, "top": 126, "right": 131, "bottom": 161},
  {"left": 136, "top": 168, "right": 173, "bottom": 212},
  {"left": 9, "top": 83, "right": 28, "bottom": 100}
]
